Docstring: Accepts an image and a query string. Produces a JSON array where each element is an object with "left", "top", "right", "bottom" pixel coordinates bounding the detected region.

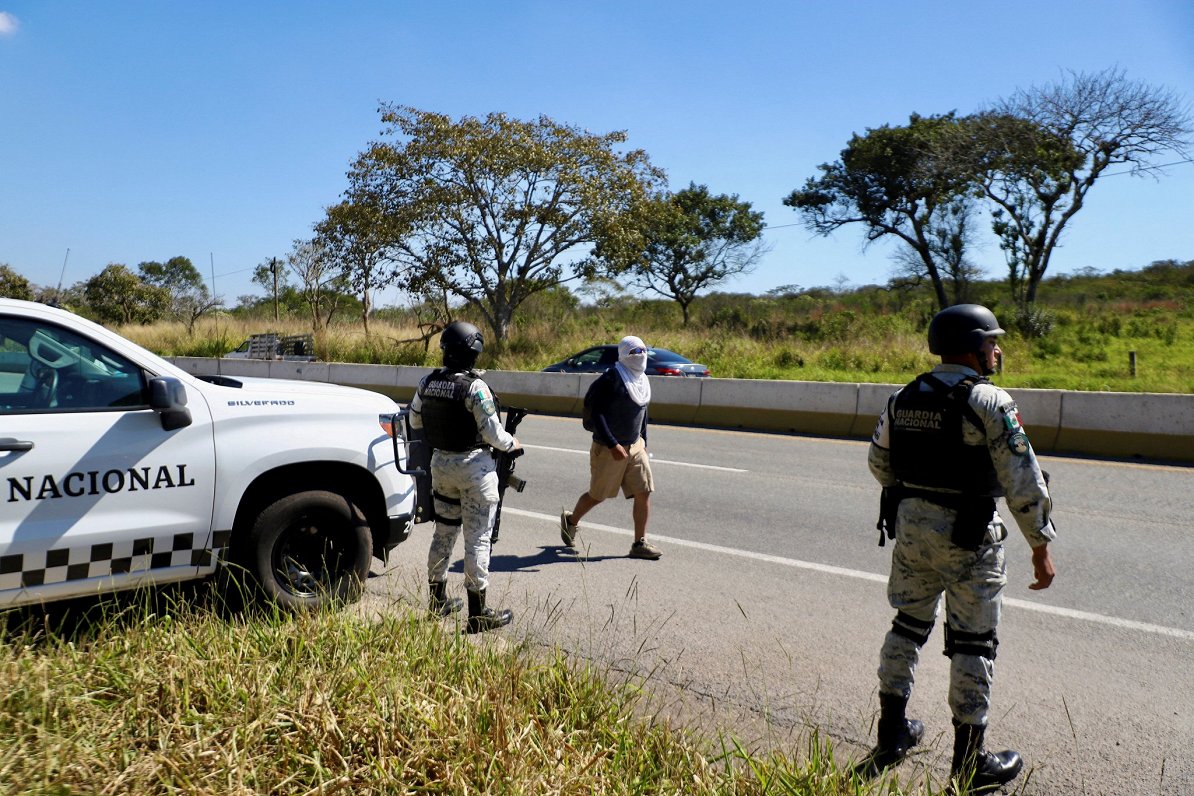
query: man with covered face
[{"left": 560, "top": 335, "right": 662, "bottom": 560}]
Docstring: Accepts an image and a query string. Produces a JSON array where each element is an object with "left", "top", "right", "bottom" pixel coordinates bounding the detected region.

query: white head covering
[{"left": 614, "top": 335, "right": 651, "bottom": 406}]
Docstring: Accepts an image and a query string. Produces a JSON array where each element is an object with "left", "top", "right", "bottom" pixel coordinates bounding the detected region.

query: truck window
[{"left": 0, "top": 316, "right": 147, "bottom": 413}]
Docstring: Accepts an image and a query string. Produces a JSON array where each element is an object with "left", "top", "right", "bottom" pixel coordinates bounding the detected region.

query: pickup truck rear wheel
[{"left": 245, "top": 490, "right": 372, "bottom": 610}]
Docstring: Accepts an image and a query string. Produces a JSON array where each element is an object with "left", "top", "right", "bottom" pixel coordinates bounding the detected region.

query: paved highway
[{"left": 369, "top": 414, "right": 1194, "bottom": 795}]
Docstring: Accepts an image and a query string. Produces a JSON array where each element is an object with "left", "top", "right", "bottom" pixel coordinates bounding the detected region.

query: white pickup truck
[{"left": 0, "top": 298, "right": 418, "bottom": 610}]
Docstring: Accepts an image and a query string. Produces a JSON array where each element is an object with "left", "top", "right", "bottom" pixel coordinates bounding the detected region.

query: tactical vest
[
  {"left": 889, "top": 373, "right": 1002, "bottom": 496},
  {"left": 418, "top": 369, "right": 485, "bottom": 453}
]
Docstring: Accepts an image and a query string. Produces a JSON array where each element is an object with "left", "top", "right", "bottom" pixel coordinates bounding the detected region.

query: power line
[
  {"left": 214, "top": 266, "right": 257, "bottom": 278},
  {"left": 1103, "top": 156, "right": 1194, "bottom": 177}
]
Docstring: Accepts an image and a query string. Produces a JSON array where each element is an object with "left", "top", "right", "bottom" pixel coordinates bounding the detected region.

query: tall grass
[
  {"left": 117, "top": 288, "right": 1194, "bottom": 393},
  {"left": 0, "top": 590, "right": 932, "bottom": 795}
]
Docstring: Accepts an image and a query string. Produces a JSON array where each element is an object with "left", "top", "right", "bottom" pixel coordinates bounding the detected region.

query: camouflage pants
[
  {"left": 427, "top": 448, "right": 499, "bottom": 593},
  {"left": 878, "top": 497, "right": 1007, "bottom": 726}
]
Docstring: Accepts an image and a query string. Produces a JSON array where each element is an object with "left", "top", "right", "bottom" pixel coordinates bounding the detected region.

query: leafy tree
[
  {"left": 600, "top": 183, "right": 767, "bottom": 325},
  {"left": 34, "top": 282, "right": 83, "bottom": 308},
  {"left": 971, "top": 68, "right": 1192, "bottom": 306},
  {"left": 286, "top": 238, "right": 351, "bottom": 331},
  {"left": 0, "top": 264, "right": 34, "bottom": 300},
  {"left": 576, "top": 276, "right": 630, "bottom": 309},
  {"left": 343, "top": 105, "right": 665, "bottom": 342},
  {"left": 83, "top": 264, "right": 170, "bottom": 325},
  {"left": 249, "top": 257, "right": 295, "bottom": 320},
  {"left": 314, "top": 199, "right": 398, "bottom": 336},
  {"left": 234, "top": 285, "right": 307, "bottom": 318},
  {"left": 137, "top": 256, "right": 222, "bottom": 334},
  {"left": 785, "top": 113, "right": 980, "bottom": 310}
]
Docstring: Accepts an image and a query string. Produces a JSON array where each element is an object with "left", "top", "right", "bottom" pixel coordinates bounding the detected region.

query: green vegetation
[
  {"left": 12, "top": 261, "right": 1186, "bottom": 795},
  {"left": 1, "top": 591, "right": 928, "bottom": 795},
  {"left": 125, "top": 259, "right": 1194, "bottom": 394}
]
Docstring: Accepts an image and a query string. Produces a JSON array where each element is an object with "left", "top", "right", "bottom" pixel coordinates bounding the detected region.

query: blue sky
[{"left": 1, "top": 1, "right": 1192, "bottom": 307}]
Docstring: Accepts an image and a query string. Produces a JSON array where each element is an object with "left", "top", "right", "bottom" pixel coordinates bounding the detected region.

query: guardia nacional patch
[
  {"left": 1008, "top": 432, "right": 1030, "bottom": 456},
  {"left": 475, "top": 389, "right": 497, "bottom": 417}
]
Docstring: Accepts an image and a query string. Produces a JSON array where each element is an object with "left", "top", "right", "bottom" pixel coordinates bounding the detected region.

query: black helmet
[
  {"left": 928, "top": 304, "right": 1005, "bottom": 355},
  {"left": 440, "top": 320, "right": 483, "bottom": 368}
]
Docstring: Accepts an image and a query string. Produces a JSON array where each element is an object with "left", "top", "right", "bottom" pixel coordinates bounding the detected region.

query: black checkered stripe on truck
[{"left": 0, "top": 530, "right": 232, "bottom": 590}]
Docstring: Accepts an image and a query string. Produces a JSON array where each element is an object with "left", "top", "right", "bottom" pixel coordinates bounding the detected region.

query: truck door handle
[{"left": 0, "top": 438, "right": 34, "bottom": 452}]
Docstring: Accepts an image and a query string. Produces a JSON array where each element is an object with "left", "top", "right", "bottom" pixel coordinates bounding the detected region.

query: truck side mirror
[{"left": 149, "top": 376, "right": 193, "bottom": 431}]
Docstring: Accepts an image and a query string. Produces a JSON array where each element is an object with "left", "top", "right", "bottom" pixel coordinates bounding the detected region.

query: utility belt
[
  {"left": 876, "top": 485, "right": 996, "bottom": 551},
  {"left": 434, "top": 442, "right": 490, "bottom": 455}
]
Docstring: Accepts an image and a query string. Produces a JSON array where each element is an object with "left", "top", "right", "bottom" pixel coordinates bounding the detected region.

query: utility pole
[
  {"left": 270, "top": 257, "right": 279, "bottom": 322},
  {"left": 54, "top": 248, "right": 70, "bottom": 305}
]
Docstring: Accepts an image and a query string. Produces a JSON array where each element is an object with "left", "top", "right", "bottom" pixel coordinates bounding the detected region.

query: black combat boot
[
  {"left": 852, "top": 692, "right": 925, "bottom": 779},
  {"left": 466, "top": 588, "right": 513, "bottom": 634},
  {"left": 949, "top": 721, "right": 1023, "bottom": 794},
  {"left": 428, "top": 581, "right": 463, "bottom": 617}
]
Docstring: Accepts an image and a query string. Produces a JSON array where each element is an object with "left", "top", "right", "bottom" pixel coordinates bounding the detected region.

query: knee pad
[
  {"left": 891, "top": 611, "right": 934, "bottom": 647},
  {"left": 433, "top": 492, "right": 462, "bottom": 526},
  {"left": 943, "top": 623, "right": 998, "bottom": 660}
]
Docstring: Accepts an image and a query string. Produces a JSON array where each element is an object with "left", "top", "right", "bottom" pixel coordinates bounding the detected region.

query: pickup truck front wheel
[{"left": 245, "top": 490, "right": 372, "bottom": 610}]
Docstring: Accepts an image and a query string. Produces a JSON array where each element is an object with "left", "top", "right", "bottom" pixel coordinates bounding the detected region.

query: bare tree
[
  {"left": 890, "top": 198, "right": 985, "bottom": 304},
  {"left": 287, "top": 238, "right": 349, "bottom": 331}
]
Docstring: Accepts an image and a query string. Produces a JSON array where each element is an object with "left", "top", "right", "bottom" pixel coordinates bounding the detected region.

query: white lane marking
[
  {"left": 505, "top": 508, "right": 1194, "bottom": 644},
  {"left": 522, "top": 444, "right": 747, "bottom": 473}
]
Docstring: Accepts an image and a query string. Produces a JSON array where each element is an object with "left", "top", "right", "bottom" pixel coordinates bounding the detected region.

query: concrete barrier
[
  {"left": 169, "top": 357, "right": 1193, "bottom": 465},
  {"left": 696, "top": 378, "right": 858, "bottom": 436},
  {"left": 1055, "top": 391, "right": 1194, "bottom": 462},
  {"left": 1007, "top": 388, "right": 1064, "bottom": 453}
]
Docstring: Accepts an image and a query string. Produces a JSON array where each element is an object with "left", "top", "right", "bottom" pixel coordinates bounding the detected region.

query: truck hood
[{"left": 197, "top": 375, "right": 398, "bottom": 409}]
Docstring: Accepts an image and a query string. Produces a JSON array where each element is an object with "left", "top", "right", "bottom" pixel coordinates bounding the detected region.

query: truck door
[{"left": 0, "top": 315, "right": 217, "bottom": 607}]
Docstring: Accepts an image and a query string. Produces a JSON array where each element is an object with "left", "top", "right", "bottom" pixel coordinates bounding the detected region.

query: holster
[
  {"left": 875, "top": 486, "right": 906, "bottom": 547},
  {"left": 951, "top": 496, "right": 997, "bottom": 550},
  {"left": 891, "top": 488, "right": 996, "bottom": 551}
]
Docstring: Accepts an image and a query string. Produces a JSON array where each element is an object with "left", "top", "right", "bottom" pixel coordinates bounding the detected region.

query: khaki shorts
[{"left": 588, "top": 438, "right": 654, "bottom": 500}]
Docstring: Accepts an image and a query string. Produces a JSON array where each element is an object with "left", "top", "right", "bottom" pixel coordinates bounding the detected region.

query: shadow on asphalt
[{"left": 449, "top": 545, "right": 625, "bottom": 574}]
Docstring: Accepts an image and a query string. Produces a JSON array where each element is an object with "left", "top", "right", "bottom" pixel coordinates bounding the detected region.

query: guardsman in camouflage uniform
[
  {"left": 855, "top": 304, "right": 1056, "bottom": 794},
  {"left": 408, "top": 321, "right": 521, "bottom": 634}
]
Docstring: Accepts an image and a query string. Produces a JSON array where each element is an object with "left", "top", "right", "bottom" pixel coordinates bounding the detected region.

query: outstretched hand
[{"left": 1029, "top": 544, "right": 1055, "bottom": 590}]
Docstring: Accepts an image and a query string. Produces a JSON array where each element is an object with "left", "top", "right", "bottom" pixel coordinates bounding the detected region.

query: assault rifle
[{"left": 491, "top": 407, "right": 528, "bottom": 544}]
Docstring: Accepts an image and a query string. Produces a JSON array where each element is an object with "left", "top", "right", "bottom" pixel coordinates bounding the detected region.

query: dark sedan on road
[{"left": 542, "top": 345, "right": 711, "bottom": 377}]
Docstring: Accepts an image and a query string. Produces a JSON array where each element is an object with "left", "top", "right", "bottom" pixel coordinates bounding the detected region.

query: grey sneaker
[
  {"left": 629, "top": 540, "right": 662, "bottom": 560},
  {"left": 560, "top": 510, "right": 577, "bottom": 547}
]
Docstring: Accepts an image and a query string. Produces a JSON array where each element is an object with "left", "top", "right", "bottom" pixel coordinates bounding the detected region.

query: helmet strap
[
  {"left": 444, "top": 350, "right": 478, "bottom": 370},
  {"left": 941, "top": 351, "right": 988, "bottom": 375}
]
